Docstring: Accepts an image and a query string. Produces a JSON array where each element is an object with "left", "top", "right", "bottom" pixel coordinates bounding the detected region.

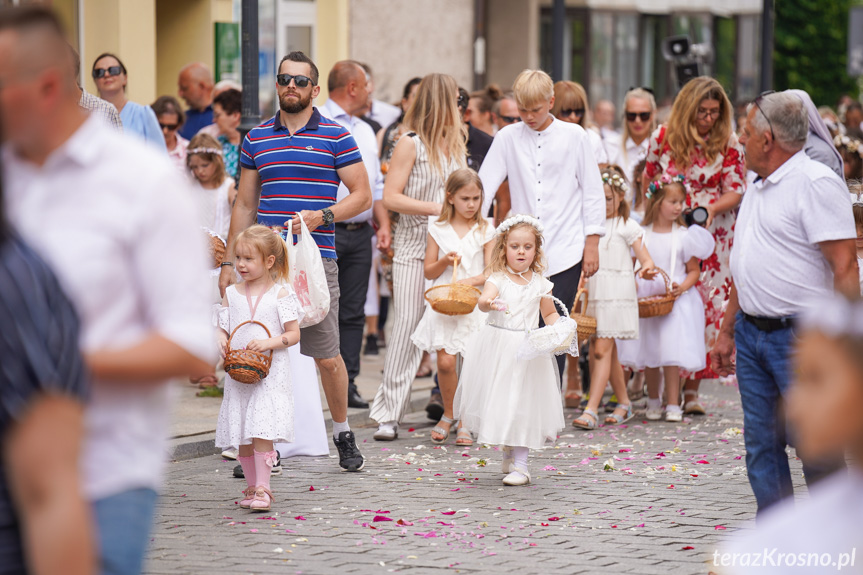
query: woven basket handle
[
  {"left": 654, "top": 268, "right": 673, "bottom": 296},
  {"left": 572, "top": 287, "right": 589, "bottom": 315},
  {"left": 227, "top": 320, "right": 275, "bottom": 357},
  {"left": 451, "top": 255, "right": 460, "bottom": 284}
]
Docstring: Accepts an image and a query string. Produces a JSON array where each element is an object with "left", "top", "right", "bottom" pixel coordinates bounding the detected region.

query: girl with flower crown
[
  {"left": 573, "top": 165, "right": 656, "bottom": 430},
  {"left": 618, "top": 174, "right": 716, "bottom": 422},
  {"left": 454, "top": 215, "right": 566, "bottom": 486}
]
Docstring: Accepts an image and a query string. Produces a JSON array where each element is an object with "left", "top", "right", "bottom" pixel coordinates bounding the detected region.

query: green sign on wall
[{"left": 214, "top": 22, "right": 240, "bottom": 83}]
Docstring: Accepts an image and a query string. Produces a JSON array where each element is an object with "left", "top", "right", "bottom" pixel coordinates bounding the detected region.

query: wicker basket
[
  {"left": 570, "top": 288, "right": 597, "bottom": 343},
  {"left": 224, "top": 320, "right": 274, "bottom": 384},
  {"left": 638, "top": 268, "right": 677, "bottom": 318},
  {"left": 206, "top": 230, "right": 227, "bottom": 269},
  {"left": 423, "top": 256, "right": 481, "bottom": 316}
]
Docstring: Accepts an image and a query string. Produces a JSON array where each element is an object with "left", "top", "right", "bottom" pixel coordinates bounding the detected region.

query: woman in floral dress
[{"left": 642, "top": 76, "right": 746, "bottom": 414}]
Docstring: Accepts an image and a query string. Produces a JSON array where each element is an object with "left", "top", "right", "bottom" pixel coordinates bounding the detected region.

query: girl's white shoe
[
  {"left": 646, "top": 406, "right": 664, "bottom": 421},
  {"left": 665, "top": 406, "right": 683, "bottom": 422},
  {"left": 502, "top": 467, "right": 531, "bottom": 486}
]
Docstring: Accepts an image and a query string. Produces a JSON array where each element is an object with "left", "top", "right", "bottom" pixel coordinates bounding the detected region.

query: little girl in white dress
[
  {"left": 411, "top": 169, "right": 494, "bottom": 446},
  {"left": 617, "top": 175, "right": 716, "bottom": 422},
  {"left": 574, "top": 166, "right": 656, "bottom": 430},
  {"left": 216, "top": 225, "right": 300, "bottom": 513},
  {"left": 454, "top": 215, "right": 565, "bottom": 486}
]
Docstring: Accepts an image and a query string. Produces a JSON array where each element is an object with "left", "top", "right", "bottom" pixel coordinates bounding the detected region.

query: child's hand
[
  {"left": 638, "top": 266, "right": 657, "bottom": 280},
  {"left": 670, "top": 282, "right": 686, "bottom": 298},
  {"left": 490, "top": 297, "right": 509, "bottom": 312},
  {"left": 217, "top": 334, "right": 228, "bottom": 359},
  {"left": 444, "top": 252, "right": 458, "bottom": 267},
  {"left": 246, "top": 339, "right": 270, "bottom": 353}
]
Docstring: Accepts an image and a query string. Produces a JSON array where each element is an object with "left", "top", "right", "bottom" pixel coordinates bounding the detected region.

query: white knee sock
[{"left": 332, "top": 420, "right": 350, "bottom": 439}]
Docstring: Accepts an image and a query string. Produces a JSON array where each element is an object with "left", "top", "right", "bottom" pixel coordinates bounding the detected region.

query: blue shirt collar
[{"left": 273, "top": 107, "right": 322, "bottom": 133}]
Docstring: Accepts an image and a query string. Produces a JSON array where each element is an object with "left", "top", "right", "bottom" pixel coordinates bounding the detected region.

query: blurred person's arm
[
  {"left": 4, "top": 394, "right": 94, "bottom": 575},
  {"left": 86, "top": 335, "right": 212, "bottom": 382},
  {"left": 820, "top": 239, "right": 860, "bottom": 299}
]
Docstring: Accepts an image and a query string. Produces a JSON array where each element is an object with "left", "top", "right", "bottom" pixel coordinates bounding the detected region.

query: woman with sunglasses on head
[
  {"left": 92, "top": 53, "right": 166, "bottom": 152},
  {"left": 551, "top": 81, "right": 608, "bottom": 165},
  {"left": 642, "top": 76, "right": 747, "bottom": 415},
  {"left": 151, "top": 95, "right": 188, "bottom": 172},
  {"left": 607, "top": 88, "right": 657, "bottom": 207}
]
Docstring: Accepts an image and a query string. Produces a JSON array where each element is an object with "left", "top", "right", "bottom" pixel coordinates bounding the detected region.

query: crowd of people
[{"left": 0, "top": 4, "right": 862, "bottom": 575}]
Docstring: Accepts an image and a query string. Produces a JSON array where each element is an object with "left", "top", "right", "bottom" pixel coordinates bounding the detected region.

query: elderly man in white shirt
[
  {"left": 711, "top": 91, "right": 858, "bottom": 517},
  {"left": 318, "top": 60, "right": 389, "bottom": 409},
  {"left": 479, "top": 69, "right": 606, "bottom": 377},
  {"left": 0, "top": 7, "right": 213, "bottom": 573}
]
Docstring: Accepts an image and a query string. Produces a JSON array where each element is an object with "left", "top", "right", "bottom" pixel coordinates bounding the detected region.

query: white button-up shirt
[
  {"left": 3, "top": 115, "right": 214, "bottom": 499},
  {"left": 479, "top": 117, "right": 606, "bottom": 276},
  {"left": 730, "top": 151, "right": 855, "bottom": 318},
  {"left": 606, "top": 134, "right": 650, "bottom": 194},
  {"left": 318, "top": 98, "right": 384, "bottom": 224}
]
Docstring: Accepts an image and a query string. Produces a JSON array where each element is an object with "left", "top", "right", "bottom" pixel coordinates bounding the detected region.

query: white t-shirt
[
  {"left": 730, "top": 151, "right": 855, "bottom": 317},
  {"left": 606, "top": 134, "right": 650, "bottom": 196},
  {"left": 3, "top": 116, "right": 214, "bottom": 499}
]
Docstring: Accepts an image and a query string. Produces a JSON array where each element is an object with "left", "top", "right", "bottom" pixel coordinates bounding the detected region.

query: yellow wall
[{"left": 315, "top": 0, "right": 349, "bottom": 102}]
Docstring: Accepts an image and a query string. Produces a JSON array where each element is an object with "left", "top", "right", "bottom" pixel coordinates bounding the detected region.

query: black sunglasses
[
  {"left": 499, "top": 114, "right": 521, "bottom": 124},
  {"left": 159, "top": 122, "right": 179, "bottom": 131},
  {"left": 276, "top": 73, "right": 314, "bottom": 88},
  {"left": 753, "top": 90, "right": 776, "bottom": 140},
  {"left": 92, "top": 66, "right": 123, "bottom": 79},
  {"left": 560, "top": 108, "right": 585, "bottom": 118},
  {"left": 626, "top": 111, "right": 652, "bottom": 122}
]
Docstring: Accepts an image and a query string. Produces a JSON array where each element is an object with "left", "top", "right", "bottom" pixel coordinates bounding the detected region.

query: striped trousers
[{"left": 369, "top": 256, "right": 427, "bottom": 424}]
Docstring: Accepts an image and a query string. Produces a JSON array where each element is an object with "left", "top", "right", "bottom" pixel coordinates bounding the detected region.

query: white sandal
[
  {"left": 430, "top": 416, "right": 454, "bottom": 445},
  {"left": 573, "top": 408, "right": 599, "bottom": 430}
]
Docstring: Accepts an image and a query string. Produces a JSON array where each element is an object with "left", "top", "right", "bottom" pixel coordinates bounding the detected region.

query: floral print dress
[{"left": 643, "top": 125, "right": 747, "bottom": 379}]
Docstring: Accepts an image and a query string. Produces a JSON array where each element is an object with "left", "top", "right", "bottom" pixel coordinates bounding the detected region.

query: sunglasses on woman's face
[
  {"left": 276, "top": 73, "right": 313, "bottom": 88},
  {"left": 159, "top": 123, "right": 179, "bottom": 131},
  {"left": 561, "top": 108, "right": 585, "bottom": 118},
  {"left": 92, "top": 66, "right": 123, "bottom": 79},
  {"left": 499, "top": 114, "right": 521, "bottom": 124},
  {"left": 626, "top": 111, "right": 652, "bottom": 122}
]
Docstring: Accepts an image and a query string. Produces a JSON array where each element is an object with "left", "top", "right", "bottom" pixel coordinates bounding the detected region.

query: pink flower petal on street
[{"left": 373, "top": 516, "right": 393, "bottom": 522}]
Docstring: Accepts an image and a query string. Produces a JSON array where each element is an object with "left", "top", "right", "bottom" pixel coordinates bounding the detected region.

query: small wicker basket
[
  {"left": 570, "top": 288, "right": 597, "bottom": 343},
  {"left": 206, "top": 229, "right": 227, "bottom": 270},
  {"left": 638, "top": 268, "right": 677, "bottom": 318},
  {"left": 423, "top": 257, "right": 481, "bottom": 316},
  {"left": 224, "top": 320, "right": 274, "bottom": 384}
]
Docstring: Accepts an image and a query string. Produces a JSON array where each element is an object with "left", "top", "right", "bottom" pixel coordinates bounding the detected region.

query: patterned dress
[{"left": 643, "top": 126, "right": 747, "bottom": 379}]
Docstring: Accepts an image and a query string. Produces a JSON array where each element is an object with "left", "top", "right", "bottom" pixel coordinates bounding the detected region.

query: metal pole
[
  {"left": 759, "top": 0, "right": 774, "bottom": 92},
  {"left": 240, "top": 0, "right": 261, "bottom": 136},
  {"left": 552, "top": 0, "right": 565, "bottom": 81}
]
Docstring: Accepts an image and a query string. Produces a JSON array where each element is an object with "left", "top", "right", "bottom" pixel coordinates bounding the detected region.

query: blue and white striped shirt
[{"left": 240, "top": 108, "right": 364, "bottom": 259}]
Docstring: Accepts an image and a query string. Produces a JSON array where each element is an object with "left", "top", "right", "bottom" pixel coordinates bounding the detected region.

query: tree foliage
[{"left": 774, "top": 0, "right": 860, "bottom": 106}]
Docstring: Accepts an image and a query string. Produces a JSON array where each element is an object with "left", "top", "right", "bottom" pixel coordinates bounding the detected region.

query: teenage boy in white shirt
[{"left": 479, "top": 69, "right": 606, "bottom": 376}]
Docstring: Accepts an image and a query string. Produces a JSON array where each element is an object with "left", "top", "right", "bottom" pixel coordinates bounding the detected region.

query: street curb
[{"left": 168, "top": 389, "right": 434, "bottom": 462}]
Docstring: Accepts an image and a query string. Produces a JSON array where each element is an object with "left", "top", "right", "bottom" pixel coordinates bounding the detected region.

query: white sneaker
[
  {"left": 502, "top": 468, "right": 531, "bottom": 486},
  {"left": 665, "top": 408, "right": 683, "bottom": 423},
  {"left": 373, "top": 422, "right": 398, "bottom": 441},
  {"left": 221, "top": 447, "right": 238, "bottom": 460},
  {"left": 646, "top": 407, "right": 664, "bottom": 421}
]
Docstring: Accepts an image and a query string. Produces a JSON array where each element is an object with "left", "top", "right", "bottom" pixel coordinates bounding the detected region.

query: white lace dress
[
  {"left": 215, "top": 284, "right": 298, "bottom": 448},
  {"left": 454, "top": 271, "right": 565, "bottom": 449},
  {"left": 586, "top": 216, "right": 643, "bottom": 339},
  {"left": 410, "top": 220, "right": 494, "bottom": 355}
]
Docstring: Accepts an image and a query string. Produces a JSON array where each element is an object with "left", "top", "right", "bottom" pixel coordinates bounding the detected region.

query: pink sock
[
  {"left": 238, "top": 455, "right": 256, "bottom": 489},
  {"left": 253, "top": 450, "right": 277, "bottom": 491}
]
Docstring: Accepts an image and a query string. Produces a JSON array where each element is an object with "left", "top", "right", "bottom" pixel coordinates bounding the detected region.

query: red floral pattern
[{"left": 644, "top": 126, "right": 747, "bottom": 379}]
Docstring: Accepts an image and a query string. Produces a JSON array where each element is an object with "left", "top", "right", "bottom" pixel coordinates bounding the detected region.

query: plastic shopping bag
[{"left": 285, "top": 218, "right": 330, "bottom": 328}]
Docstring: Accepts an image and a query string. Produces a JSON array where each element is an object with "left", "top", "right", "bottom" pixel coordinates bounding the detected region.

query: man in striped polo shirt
[{"left": 220, "top": 51, "right": 372, "bottom": 472}]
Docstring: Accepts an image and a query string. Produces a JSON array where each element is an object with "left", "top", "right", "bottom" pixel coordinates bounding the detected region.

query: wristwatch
[{"left": 321, "top": 208, "right": 335, "bottom": 226}]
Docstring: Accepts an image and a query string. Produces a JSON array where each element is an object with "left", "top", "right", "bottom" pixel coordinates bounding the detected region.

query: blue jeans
[
  {"left": 734, "top": 312, "right": 844, "bottom": 515},
  {"left": 93, "top": 488, "right": 158, "bottom": 575}
]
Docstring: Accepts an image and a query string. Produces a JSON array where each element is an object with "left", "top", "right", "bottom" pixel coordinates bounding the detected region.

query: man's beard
[{"left": 279, "top": 91, "right": 312, "bottom": 114}]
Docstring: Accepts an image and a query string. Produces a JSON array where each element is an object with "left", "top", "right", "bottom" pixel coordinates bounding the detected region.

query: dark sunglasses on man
[
  {"left": 92, "top": 66, "right": 123, "bottom": 79},
  {"left": 560, "top": 108, "right": 585, "bottom": 118},
  {"left": 625, "top": 111, "right": 652, "bottom": 122},
  {"left": 499, "top": 114, "right": 521, "bottom": 124},
  {"left": 276, "top": 73, "right": 314, "bottom": 88},
  {"left": 159, "top": 123, "right": 179, "bottom": 131}
]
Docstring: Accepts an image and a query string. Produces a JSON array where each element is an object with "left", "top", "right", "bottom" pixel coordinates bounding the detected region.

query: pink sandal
[{"left": 249, "top": 487, "right": 274, "bottom": 512}]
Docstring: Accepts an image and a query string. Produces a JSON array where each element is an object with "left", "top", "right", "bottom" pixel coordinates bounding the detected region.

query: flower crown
[
  {"left": 601, "top": 171, "right": 629, "bottom": 194},
  {"left": 834, "top": 134, "right": 863, "bottom": 158},
  {"left": 496, "top": 214, "right": 544, "bottom": 236},
  {"left": 188, "top": 147, "right": 223, "bottom": 156},
  {"left": 646, "top": 173, "right": 688, "bottom": 200}
]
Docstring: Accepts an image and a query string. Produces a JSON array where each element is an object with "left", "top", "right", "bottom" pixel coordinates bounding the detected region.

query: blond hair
[
  {"left": 641, "top": 178, "right": 687, "bottom": 227},
  {"left": 620, "top": 88, "right": 657, "bottom": 167},
  {"left": 602, "top": 164, "right": 631, "bottom": 222},
  {"left": 437, "top": 168, "right": 489, "bottom": 234},
  {"left": 665, "top": 77, "right": 733, "bottom": 170},
  {"left": 487, "top": 222, "right": 546, "bottom": 275},
  {"left": 512, "top": 69, "right": 554, "bottom": 109},
  {"left": 551, "top": 81, "right": 591, "bottom": 128},
  {"left": 187, "top": 133, "right": 227, "bottom": 186},
  {"left": 403, "top": 73, "right": 467, "bottom": 178},
  {"left": 235, "top": 225, "right": 290, "bottom": 284}
]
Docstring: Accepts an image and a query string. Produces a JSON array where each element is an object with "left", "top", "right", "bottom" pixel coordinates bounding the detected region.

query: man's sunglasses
[
  {"left": 560, "top": 108, "right": 585, "bottom": 118},
  {"left": 92, "top": 66, "right": 123, "bottom": 79},
  {"left": 159, "top": 123, "right": 179, "bottom": 131},
  {"left": 499, "top": 114, "right": 520, "bottom": 124},
  {"left": 626, "top": 112, "right": 652, "bottom": 122},
  {"left": 276, "top": 74, "right": 314, "bottom": 88},
  {"left": 753, "top": 90, "right": 776, "bottom": 140}
]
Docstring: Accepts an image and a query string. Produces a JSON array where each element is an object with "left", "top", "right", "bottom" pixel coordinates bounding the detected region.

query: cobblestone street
[{"left": 145, "top": 381, "right": 805, "bottom": 575}]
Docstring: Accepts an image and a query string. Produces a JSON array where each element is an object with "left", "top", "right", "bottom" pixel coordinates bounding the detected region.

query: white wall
[{"left": 349, "top": 0, "right": 474, "bottom": 105}]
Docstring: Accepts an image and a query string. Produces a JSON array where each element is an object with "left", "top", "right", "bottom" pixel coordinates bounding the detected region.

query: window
[
  {"left": 736, "top": 15, "right": 761, "bottom": 102},
  {"left": 539, "top": 8, "right": 589, "bottom": 85},
  {"left": 640, "top": 15, "right": 671, "bottom": 104}
]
